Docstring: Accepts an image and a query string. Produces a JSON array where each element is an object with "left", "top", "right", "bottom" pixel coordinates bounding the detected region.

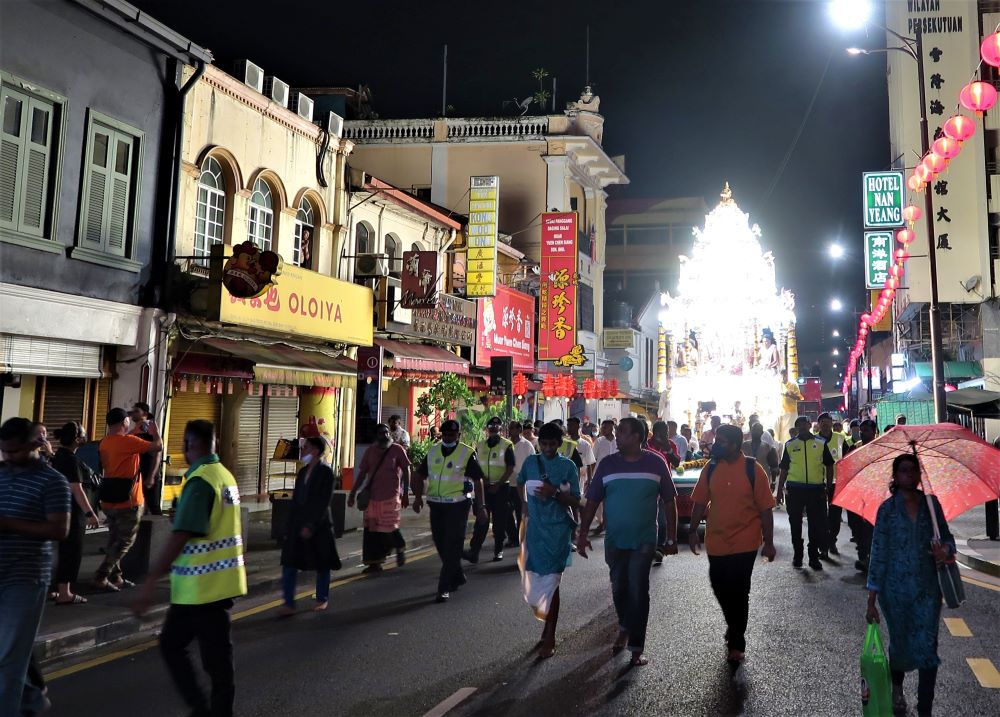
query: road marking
[
  {"left": 967, "top": 658, "right": 1000, "bottom": 688},
  {"left": 422, "top": 687, "right": 477, "bottom": 717},
  {"left": 944, "top": 617, "right": 972, "bottom": 637},
  {"left": 963, "top": 575, "right": 1000, "bottom": 593},
  {"left": 44, "top": 548, "right": 437, "bottom": 681}
]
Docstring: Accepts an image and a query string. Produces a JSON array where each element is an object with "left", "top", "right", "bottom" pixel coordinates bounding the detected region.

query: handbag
[
  {"left": 860, "top": 623, "right": 892, "bottom": 717},
  {"left": 536, "top": 455, "right": 579, "bottom": 528},
  {"left": 925, "top": 492, "right": 965, "bottom": 608},
  {"left": 356, "top": 446, "right": 391, "bottom": 512}
]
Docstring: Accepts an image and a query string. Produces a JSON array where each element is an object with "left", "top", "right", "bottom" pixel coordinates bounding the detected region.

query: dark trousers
[
  {"left": 506, "top": 485, "right": 522, "bottom": 544},
  {"left": 429, "top": 500, "right": 470, "bottom": 594},
  {"left": 785, "top": 486, "right": 827, "bottom": 558},
  {"left": 469, "top": 486, "right": 509, "bottom": 558},
  {"left": 827, "top": 501, "right": 843, "bottom": 548},
  {"left": 362, "top": 528, "right": 405, "bottom": 565},
  {"left": 892, "top": 666, "right": 938, "bottom": 714},
  {"left": 159, "top": 599, "right": 236, "bottom": 717},
  {"left": 55, "top": 518, "right": 85, "bottom": 585},
  {"left": 848, "top": 511, "right": 873, "bottom": 563},
  {"left": 708, "top": 550, "right": 757, "bottom": 653},
  {"left": 605, "top": 543, "right": 655, "bottom": 654}
]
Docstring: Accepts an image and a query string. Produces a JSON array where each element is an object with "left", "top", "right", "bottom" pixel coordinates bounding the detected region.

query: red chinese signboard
[
  {"left": 539, "top": 212, "right": 584, "bottom": 365},
  {"left": 475, "top": 284, "right": 535, "bottom": 372},
  {"left": 400, "top": 251, "right": 439, "bottom": 309}
]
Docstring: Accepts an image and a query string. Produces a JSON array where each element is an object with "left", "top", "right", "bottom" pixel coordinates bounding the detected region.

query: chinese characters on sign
[
  {"left": 465, "top": 176, "right": 499, "bottom": 298},
  {"left": 539, "top": 212, "right": 584, "bottom": 364},
  {"left": 409, "top": 294, "right": 476, "bottom": 347},
  {"left": 864, "top": 231, "right": 894, "bottom": 289},
  {"left": 475, "top": 284, "right": 535, "bottom": 372},
  {"left": 862, "top": 172, "right": 904, "bottom": 228},
  {"left": 400, "top": 251, "right": 439, "bottom": 309}
]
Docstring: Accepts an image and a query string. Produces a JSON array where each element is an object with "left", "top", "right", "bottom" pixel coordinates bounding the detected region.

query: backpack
[{"left": 704, "top": 456, "right": 756, "bottom": 490}]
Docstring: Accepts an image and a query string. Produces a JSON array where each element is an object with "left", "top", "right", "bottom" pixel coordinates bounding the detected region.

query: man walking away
[
  {"left": 134, "top": 420, "right": 247, "bottom": 717},
  {"left": 742, "top": 422, "right": 779, "bottom": 490},
  {"left": 776, "top": 416, "right": 834, "bottom": 570},
  {"left": 815, "top": 412, "right": 847, "bottom": 559},
  {"left": 411, "top": 420, "right": 487, "bottom": 603},
  {"left": 466, "top": 417, "right": 514, "bottom": 562},
  {"left": 0, "top": 418, "right": 70, "bottom": 717},
  {"left": 506, "top": 420, "right": 536, "bottom": 547},
  {"left": 130, "top": 402, "right": 163, "bottom": 514},
  {"left": 576, "top": 417, "right": 678, "bottom": 667},
  {"left": 689, "top": 425, "right": 776, "bottom": 666}
]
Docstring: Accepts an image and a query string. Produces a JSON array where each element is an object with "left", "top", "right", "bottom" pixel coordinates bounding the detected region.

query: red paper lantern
[
  {"left": 606, "top": 379, "right": 619, "bottom": 398},
  {"left": 943, "top": 115, "right": 975, "bottom": 142},
  {"left": 914, "top": 164, "right": 934, "bottom": 183},
  {"left": 890, "top": 263, "right": 904, "bottom": 279},
  {"left": 512, "top": 373, "right": 528, "bottom": 397},
  {"left": 923, "top": 153, "right": 947, "bottom": 174},
  {"left": 887, "top": 276, "right": 900, "bottom": 290},
  {"left": 932, "top": 137, "right": 961, "bottom": 160},
  {"left": 542, "top": 374, "right": 555, "bottom": 396},
  {"left": 983, "top": 33, "right": 1000, "bottom": 67},
  {"left": 896, "top": 228, "right": 915, "bottom": 246},
  {"left": 860, "top": 313, "right": 873, "bottom": 326},
  {"left": 895, "top": 247, "right": 909, "bottom": 262},
  {"left": 859, "top": 326, "right": 869, "bottom": 337},
  {"left": 906, "top": 174, "right": 923, "bottom": 192},
  {"left": 960, "top": 81, "right": 998, "bottom": 114},
  {"left": 902, "top": 205, "right": 922, "bottom": 223}
]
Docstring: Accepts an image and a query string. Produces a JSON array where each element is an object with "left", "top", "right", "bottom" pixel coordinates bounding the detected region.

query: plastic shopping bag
[{"left": 860, "top": 623, "right": 892, "bottom": 717}]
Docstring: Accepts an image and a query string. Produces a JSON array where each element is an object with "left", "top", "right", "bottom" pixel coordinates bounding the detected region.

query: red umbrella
[{"left": 833, "top": 423, "right": 1000, "bottom": 525}]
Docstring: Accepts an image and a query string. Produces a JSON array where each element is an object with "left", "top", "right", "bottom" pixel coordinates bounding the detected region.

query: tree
[
  {"left": 415, "top": 373, "right": 474, "bottom": 426},
  {"left": 531, "top": 68, "right": 551, "bottom": 111}
]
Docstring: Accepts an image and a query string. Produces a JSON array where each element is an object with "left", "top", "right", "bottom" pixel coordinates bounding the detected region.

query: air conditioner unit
[
  {"left": 355, "top": 253, "right": 388, "bottom": 277},
  {"left": 233, "top": 59, "right": 264, "bottom": 93},
  {"left": 263, "top": 76, "right": 289, "bottom": 108},
  {"left": 290, "top": 92, "right": 314, "bottom": 122},
  {"left": 327, "top": 111, "right": 344, "bottom": 138}
]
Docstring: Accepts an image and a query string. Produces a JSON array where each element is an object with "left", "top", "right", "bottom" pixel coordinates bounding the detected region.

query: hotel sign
[
  {"left": 862, "top": 171, "right": 904, "bottom": 228},
  {"left": 465, "top": 176, "right": 499, "bottom": 298},
  {"left": 864, "top": 231, "right": 894, "bottom": 289}
]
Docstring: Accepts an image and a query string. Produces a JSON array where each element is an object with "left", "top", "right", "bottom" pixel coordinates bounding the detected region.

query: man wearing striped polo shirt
[{"left": 576, "top": 416, "right": 678, "bottom": 667}]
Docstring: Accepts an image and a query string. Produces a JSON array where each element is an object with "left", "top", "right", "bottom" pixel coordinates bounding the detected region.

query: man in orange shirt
[
  {"left": 688, "top": 424, "right": 776, "bottom": 666},
  {"left": 94, "top": 408, "right": 163, "bottom": 591}
]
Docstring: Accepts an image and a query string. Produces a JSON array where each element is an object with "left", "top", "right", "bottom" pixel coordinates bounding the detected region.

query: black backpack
[{"left": 704, "top": 456, "right": 756, "bottom": 490}]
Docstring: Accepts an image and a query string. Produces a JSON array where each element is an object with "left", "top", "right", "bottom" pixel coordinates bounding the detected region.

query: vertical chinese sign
[
  {"left": 539, "top": 212, "right": 585, "bottom": 365},
  {"left": 864, "top": 231, "right": 894, "bottom": 289},
  {"left": 400, "top": 251, "right": 439, "bottom": 309},
  {"left": 466, "top": 176, "right": 499, "bottom": 298}
]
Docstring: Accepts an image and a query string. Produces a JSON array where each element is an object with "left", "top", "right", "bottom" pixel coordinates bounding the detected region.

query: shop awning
[
  {"left": 173, "top": 352, "right": 254, "bottom": 380},
  {"left": 201, "top": 338, "right": 356, "bottom": 388},
  {"left": 374, "top": 338, "right": 469, "bottom": 374},
  {"left": 913, "top": 361, "right": 983, "bottom": 380}
]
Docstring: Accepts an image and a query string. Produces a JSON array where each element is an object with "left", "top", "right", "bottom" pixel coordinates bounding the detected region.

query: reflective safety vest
[
  {"left": 476, "top": 437, "right": 513, "bottom": 484},
  {"left": 426, "top": 442, "right": 474, "bottom": 503},
  {"left": 559, "top": 438, "right": 577, "bottom": 459},
  {"left": 783, "top": 436, "right": 828, "bottom": 486},
  {"left": 170, "top": 460, "right": 248, "bottom": 605},
  {"left": 821, "top": 432, "right": 847, "bottom": 462}
]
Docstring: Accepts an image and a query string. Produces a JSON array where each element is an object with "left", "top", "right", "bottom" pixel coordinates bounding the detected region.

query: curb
[
  {"left": 955, "top": 538, "right": 1000, "bottom": 579},
  {"left": 35, "top": 537, "right": 434, "bottom": 665}
]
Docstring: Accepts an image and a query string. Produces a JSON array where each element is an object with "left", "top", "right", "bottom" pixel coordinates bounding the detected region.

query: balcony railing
[
  {"left": 342, "top": 117, "right": 550, "bottom": 144},
  {"left": 446, "top": 117, "right": 548, "bottom": 141},
  {"left": 342, "top": 119, "right": 436, "bottom": 143}
]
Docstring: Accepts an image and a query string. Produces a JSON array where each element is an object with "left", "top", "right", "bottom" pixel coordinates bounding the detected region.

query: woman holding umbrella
[{"left": 865, "top": 453, "right": 955, "bottom": 717}]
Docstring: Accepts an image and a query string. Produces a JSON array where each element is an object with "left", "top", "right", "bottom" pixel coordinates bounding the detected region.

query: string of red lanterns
[{"left": 842, "top": 32, "right": 1000, "bottom": 395}]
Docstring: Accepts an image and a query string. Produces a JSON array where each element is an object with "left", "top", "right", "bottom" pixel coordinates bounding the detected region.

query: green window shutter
[
  {"left": 80, "top": 124, "right": 111, "bottom": 250},
  {"left": 105, "top": 132, "right": 131, "bottom": 256},
  {"left": 0, "top": 86, "right": 27, "bottom": 228},
  {"left": 20, "top": 98, "right": 53, "bottom": 235}
]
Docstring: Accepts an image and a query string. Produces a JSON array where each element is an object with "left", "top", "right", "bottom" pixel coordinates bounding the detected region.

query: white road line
[{"left": 422, "top": 687, "right": 477, "bottom": 717}]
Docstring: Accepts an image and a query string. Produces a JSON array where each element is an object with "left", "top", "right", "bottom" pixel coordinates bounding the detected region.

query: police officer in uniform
[
  {"left": 775, "top": 416, "right": 834, "bottom": 571},
  {"left": 815, "top": 412, "right": 847, "bottom": 559},
  {"left": 412, "top": 420, "right": 487, "bottom": 603},
  {"left": 465, "top": 417, "right": 515, "bottom": 563},
  {"left": 551, "top": 419, "right": 585, "bottom": 470},
  {"left": 133, "top": 420, "right": 247, "bottom": 717}
]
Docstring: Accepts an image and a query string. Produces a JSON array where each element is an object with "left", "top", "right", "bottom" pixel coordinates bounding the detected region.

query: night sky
[{"left": 132, "top": 0, "right": 891, "bottom": 386}]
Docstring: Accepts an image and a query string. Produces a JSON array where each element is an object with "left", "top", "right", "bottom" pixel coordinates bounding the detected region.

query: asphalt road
[{"left": 44, "top": 512, "right": 1000, "bottom": 717}]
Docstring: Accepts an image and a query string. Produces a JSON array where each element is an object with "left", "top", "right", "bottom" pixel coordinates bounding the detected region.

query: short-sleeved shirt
[
  {"left": 518, "top": 453, "right": 581, "bottom": 575},
  {"left": 390, "top": 426, "right": 411, "bottom": 448},
  {"left": 358, "top": 443, "right": 411, "bottom": 501},
  {"left": 511, "top": 437, "right": 536, "bottom": 478},
  {"left": 594, "top": 436, "right": 617, "bottom": 464},
  {"left": 585, "top": 450, "right": 678, "bottom": 550},
  {"left": 0, "top": 459, "right": 71, "bottom": 585},
  {"left": 100, "top": 433, "right": 153, "bottom": 509},
  {"left": 575, "top": 437, "right": 596, "bottom": 467},
  {"left": 671, "top": 434, "right": 689, "bottom": 460},
  {"left": 691, "top": 458, "right": 776, "bottom": 556}
]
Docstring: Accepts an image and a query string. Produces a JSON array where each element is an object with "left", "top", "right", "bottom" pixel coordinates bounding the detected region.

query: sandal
[
  {"left": 111, "top": 578, "right": 136, "bottom": 589},
  {"left": 55, "top": 594, "right": 88, "bottom": 605},
  {"left": 93, "top": 579, "right": 120, "bottom": 593}
]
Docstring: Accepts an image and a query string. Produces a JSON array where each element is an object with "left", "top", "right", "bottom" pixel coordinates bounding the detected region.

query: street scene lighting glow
[
  {"left": 830, "top": 298, "right": 843, "bottom": 311},
  {"left": 829, "top": 0, "right": 872, "bottom": 30},
  {"left": 832, "top": 348, "right": 839, "bottom": 355},
  {"left": 833, "top": 363, "right": 838, "bottom": 369},
  {"left": 832, "top": 329, "right": 840, "bottom": 337},
  {"left": 846, "top": 47, "right": 866, "bottom": 55},
  {"left": 829, "top": 243, "right": 845, "bottom": 258}
]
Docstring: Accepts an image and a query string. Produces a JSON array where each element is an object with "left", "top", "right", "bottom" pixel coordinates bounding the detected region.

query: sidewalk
[
  {"left": 947, "top": 506, "right": 1000, "bottom": 578},
  {"left": 34, "top": 510, "right": 435, "bottom": 665}
]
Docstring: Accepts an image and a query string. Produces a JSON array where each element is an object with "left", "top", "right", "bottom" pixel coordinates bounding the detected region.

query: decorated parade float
[{"left": 659, "top": 184, "right": 798, "bottom": 442}]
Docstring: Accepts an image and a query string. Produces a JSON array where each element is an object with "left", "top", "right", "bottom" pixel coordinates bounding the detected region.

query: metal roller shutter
[
  {"left": 92, "top": 377, "right": 111, "bottom": 437},
  {"left": 0, "top": 334, "right": 102, "bottom": 377},
  {"left": 40, "top": 377, "right": 88, "bottom": 429},
  {"left": 166, "top": 390, "right": 222, "bottom": 469},
  {"left": 235, "top": 396, "right": 263, "bottom": 496},
  {"left": 264, "top": 393, "right": 299, "bottom": 491}
]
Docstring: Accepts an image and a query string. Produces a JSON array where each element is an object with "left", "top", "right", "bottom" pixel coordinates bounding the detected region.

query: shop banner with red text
[
  {"left": 475, "top": 284, "right": 535, "bottom": 372},
  {"left": 539, "top": 212, "right": 585, "bottom": 366}
]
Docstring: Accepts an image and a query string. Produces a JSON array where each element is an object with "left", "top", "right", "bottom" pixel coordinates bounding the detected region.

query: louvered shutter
[
  {"left": 235, "top": 396, "right": 263, "bottom": 496},
  {"left": 166, "top": 390, "right": 222, "bottom": 470},
  {"left": 0, "top": 87, "right": 26, "bottom": 228},
  {"left": 81, "top": 125, "right": 110, "bottom": 250},
  {"left": 41, "top": 377, "right": 88, "bottom": 428},
  {"left": 105, "top": 135, "right": 130, "bottom": 256},
  {"left": 20, "top": 98, "right": 52, "bottom": 235}
]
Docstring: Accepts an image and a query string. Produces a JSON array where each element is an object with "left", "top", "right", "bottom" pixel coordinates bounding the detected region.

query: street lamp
[
  {"left": 830, "top": 298, "right": 843, "bottom": 311},
  {"left": 828, "top": 242, "right": 845, "bottom": 259},
  {"left": 832, "top": 329, "right": 840, "bottom": 337},
  {"left": 832, "top": 348, "right": 840, "bottom": 356},
  {"left": 834, "top": 2, "right": 948, "bottom": 423}
]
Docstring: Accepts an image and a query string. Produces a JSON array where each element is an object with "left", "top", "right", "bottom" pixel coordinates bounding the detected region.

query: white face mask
[{"left": 301, "top": 453, "right": 314, "bottom": 464}]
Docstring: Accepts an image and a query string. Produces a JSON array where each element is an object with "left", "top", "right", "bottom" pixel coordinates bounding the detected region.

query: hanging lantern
[
  {"left": 896, "top": 228, "right": 915, "bottom": 246},
  {"left": 606, "top": 378, "right": 619, "bottom": 398},
  {"left": 923, "top": 153, "right": 947, "bottom": 174},
  {"left": 932, "top": 136, "right": 961, "bottom": 160},
  {"left": 542, "top": 374, "right": 555, "bottom": 396},
  {"left": 943, "top": 114, "right": 976, "bottom": 142},
  {"left": 895, "top": 247, "right": 909, "bottom": 262},
  {"left": 860, "top": 313, "right": 873, "bottom": 326},
  {"left": 859, "top": 326, "right": 869, "bottom": 337},
  {"left": 906, "top": 174, "right": 923, "bottom": 192},
  {"left": 887, "top": 275, "right": 900, "bottom": 290},
  {"left": 512, "top": 373, "right": 528, "bottom": 397},
  {"left": 582, "top": 378, "right": 595, "bottom": 400},
  {"left": 889, "top": 263, "right": 904, "bottom": 279},
  {"left": 902, "top": 205, "right": 922, "bottom": 223},
  {"left": 982, "top": 32, "right": 1000, "bottom": 67},
  {"left": 960, "top": 81, "right": 998, "bottom": 114},
  {"left": 914, "top": 163, "right": 935, "bottom": 183}
]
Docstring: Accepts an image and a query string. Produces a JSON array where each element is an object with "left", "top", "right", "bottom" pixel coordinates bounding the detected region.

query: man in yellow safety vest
[
  {"left": 133, "top": 419, "right": 247, "bottom": 717},
  {"left": 816, "top": 412, "right": 847, "bottom": 560},
  {"left": 465, "top": 416, "right": 515, "bottom": 563},
  {"left": 775, "top": 416, "right": 834, "bottom": 572}
]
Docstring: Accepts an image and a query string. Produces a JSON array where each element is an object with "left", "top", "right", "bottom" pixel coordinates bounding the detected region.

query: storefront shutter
[
  {"left": 166, "top": 390, "right": 222, "bottom": 469},
  {"left": 0, "top": 335, "right": 102, "bottom": 377},
  {"left": 235, "top": 395, "right": 263, "bottom": 496},
  {"left": 91, "top": 377, "right": 111, "bottom": 438},
  {"left": 40, "top": 376, "right": 88, "bottom": 429},
  {"left": 264, "top": 393, "right": 299, "bottom": 491}
]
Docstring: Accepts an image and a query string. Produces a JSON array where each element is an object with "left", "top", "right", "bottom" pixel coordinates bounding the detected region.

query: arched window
[
  {"left": 355, "top": 222, "right": 371, "bottom": 254},
  {"left": 384, "top": 234, "right": 399, "bottom": 275},
  {"left": 247, "top": 178, "right": 274, "bottom": 251},
  {"left": 294, "top": 197, "right": 315, "bottom": 268},
  {"left": 194, "top": 156, "right": 226, "bottom": 260},
  {"left": 410, "top": 241, "right": 425, "bottom": 252}
]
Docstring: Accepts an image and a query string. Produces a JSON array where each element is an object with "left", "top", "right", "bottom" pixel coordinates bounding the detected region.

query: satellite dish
[{"left": 961, "top": 275, "right": 981, "bottom": 292}]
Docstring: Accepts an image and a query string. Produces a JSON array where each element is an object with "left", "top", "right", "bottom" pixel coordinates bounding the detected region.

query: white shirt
[
  {"left": 576, "top": 437, "right": 596, "bottom": 467},
  {"left": 594, "top": 435, "right": 618, "bottom": 464},
  {"left": 759, "top": 430, "right": 778, "bottom": 450},
  {"left": 511, "top": 437, "right": 536, "bottom": 478},
  {"left": 671, "top": 434, "right": 689, "bottom": 459},
  {"left": 389, "top": 426, "right": 410, "bottom": 448}
]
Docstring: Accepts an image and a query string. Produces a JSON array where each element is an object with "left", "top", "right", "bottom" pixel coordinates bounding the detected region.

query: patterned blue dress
[
  {"left": 866, "top": 493, "right": 955, "bottom": 672},
  {"left": 517, "top": 453, "right": 580, "bottom": 575}
]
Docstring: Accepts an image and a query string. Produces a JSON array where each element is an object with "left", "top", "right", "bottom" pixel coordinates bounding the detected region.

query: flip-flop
[
  {"left": 111, "top": 579, "right": 136, "bottom": 589},
  {"left": 94, "top": 580, "right": 120, "bottom": 593},
  {"left": 55, "top": 595, "right": 88, "bottom": 605}
]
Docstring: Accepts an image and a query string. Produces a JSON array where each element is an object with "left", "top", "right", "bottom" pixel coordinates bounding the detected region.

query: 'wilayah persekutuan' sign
[{"left": 863, "top": 171, "right": 904, "bottom": 228}]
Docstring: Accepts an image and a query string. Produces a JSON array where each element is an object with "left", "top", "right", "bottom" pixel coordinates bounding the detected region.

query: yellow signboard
[
  {"left": 870, "top": 290, "right": 892, "bottom": 333},
  {"left": 465, "top": 176, "right": 498, "bottom": 297},
  {"left": 213, "top": 257, "right": 374, "bottom": 346}
]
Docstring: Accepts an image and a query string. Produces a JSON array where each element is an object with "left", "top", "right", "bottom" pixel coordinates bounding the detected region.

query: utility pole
[{"left": 442, "top": 45, "right": 448, "bottom": 117}]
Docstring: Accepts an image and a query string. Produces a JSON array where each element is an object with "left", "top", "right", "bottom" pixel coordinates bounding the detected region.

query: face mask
[
  {"left": 301, "top": 454, "right": 314, "bottom": 464},
  {"left": 710, "top": 443, "right": 728, "bottom": 460},
  {"left": 441, "top": 441, "right": 457, "bottom": 449}
]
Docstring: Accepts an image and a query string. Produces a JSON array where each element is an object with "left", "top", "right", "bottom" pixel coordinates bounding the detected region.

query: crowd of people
[{"left": 0, "top": 405, "right": 957, "bottom": 717}]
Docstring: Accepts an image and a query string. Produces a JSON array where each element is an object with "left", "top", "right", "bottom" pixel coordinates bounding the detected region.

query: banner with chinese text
[
  {"left": 864, "top": 231, "right": 894, "bottom": 289},
  {"left": 475, "top": 284, "right": 535, "bottom": 372},
  {"left": 400, "top": 251, "right": 439, "bottom": 309},
  {"left": 539, "top": 212, "right": 584, "bottom": 365}
]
